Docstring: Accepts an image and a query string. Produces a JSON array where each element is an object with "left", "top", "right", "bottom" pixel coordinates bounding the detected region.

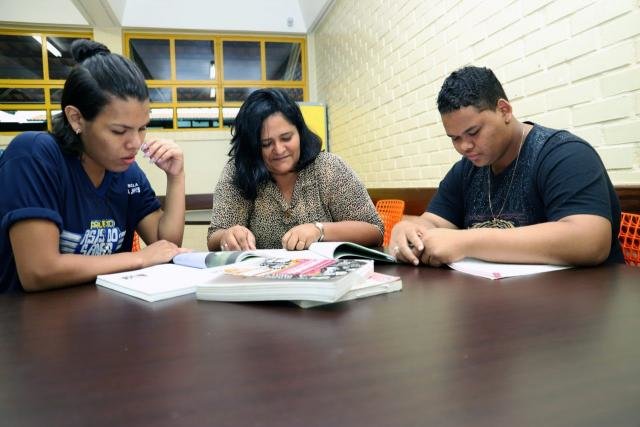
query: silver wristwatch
[{"left": 313, "top": 222, "right": 325, "bottom": 242}]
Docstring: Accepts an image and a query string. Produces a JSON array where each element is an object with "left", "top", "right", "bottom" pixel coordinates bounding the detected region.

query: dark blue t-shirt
[
  {"left": 0, "top": 132, "right": 161, "bottom": 292},
  {"left": 427, "top": 123, "right": 624, "bottom": 264}
]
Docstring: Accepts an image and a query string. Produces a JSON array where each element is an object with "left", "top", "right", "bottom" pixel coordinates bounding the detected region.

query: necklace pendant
[{"left": 488, "top": 217, "right": 516, "bottom": 229}]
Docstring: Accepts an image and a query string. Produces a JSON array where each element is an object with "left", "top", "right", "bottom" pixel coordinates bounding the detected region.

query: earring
[{"left": 75, "top": 128, "right": 81, "bottom": 135}]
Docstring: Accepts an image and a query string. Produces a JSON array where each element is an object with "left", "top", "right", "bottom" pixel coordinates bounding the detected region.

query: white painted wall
[{"left": 1, "top": 0, "right": 87, "bottom": 25}]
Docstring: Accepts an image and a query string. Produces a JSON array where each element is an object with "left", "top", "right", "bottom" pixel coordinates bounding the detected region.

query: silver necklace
[{"left": 473, "top": 125, "right": 526, "bottom": 229}]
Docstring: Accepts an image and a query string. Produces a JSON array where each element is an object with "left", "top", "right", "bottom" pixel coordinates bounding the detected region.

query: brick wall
[{"left": 311, "top": 0, "right": 640, "bottom": 186}]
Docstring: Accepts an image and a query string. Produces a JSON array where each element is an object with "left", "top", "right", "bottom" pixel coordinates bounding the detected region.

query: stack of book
[{"left": 96, "top": 242, "right": 402, "bottom": 307}]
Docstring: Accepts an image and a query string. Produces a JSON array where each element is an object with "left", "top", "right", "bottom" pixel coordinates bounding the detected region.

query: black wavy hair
[
  {"left": 437, "top": 66, "right": 508, "bottom": 114},
  {"left": 229, "top": 88, "right": 322, "bottom": 200},
  {"left": 51, "top": 39, "right": 149, "bottom": 156}
]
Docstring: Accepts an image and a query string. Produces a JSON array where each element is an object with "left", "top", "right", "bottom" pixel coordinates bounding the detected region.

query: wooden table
[{"left": 1, "top": 264, "right": 639, "bottom": 426}]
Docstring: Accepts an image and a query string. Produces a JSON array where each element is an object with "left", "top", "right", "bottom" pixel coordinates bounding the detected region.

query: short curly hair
[{"left": 437, "top": 66, "right": 508, "bottom": 114}]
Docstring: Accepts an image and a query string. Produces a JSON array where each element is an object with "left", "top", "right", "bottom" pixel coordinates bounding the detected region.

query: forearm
[
  {"left": 461, "top": 216, "right": 611, "bottom": 265},
  {"left": 323, "top": 221, "right": 383, "bottom": 246},
  {"left": 19, "top": 252, "right": 145, "bottom": 292},
  {"left": 158, "top": 172, "right": 185, "bottom": 245}
]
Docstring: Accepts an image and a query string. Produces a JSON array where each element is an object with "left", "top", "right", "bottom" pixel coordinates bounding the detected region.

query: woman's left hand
[
  {"left": 141, "top": 138, "right": 184, "bottom": 176},
  {"left": 282, "top": 223, "right": 323, "bottom": 251}
]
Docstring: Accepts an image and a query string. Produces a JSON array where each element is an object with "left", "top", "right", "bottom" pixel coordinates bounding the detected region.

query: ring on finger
[{"left": 392, "top": 246, "right": 400, "bottom": 255}]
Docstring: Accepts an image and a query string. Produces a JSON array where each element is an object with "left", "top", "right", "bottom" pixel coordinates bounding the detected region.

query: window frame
[
  {"left": 0, "top": 28, "right": 92, "bottom": 135},
  {"left": 123, "top": 32, "right": 308, "bottom": 131}
]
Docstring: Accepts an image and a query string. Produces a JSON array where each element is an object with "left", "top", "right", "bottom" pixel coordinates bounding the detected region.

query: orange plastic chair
[
  {"left": 618, "top": 212, "right": 640, "bottom": 266},
  {"left": 131, "top": 231, "right": 141, "bottom": 252},
  {"left": 375, "top": 199, "right": 405, "bottom": 247}
]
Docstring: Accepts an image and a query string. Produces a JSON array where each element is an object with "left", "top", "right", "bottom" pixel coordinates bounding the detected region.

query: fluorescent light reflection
[{"left": 32, "top": 35, "right": 62, "bottom": 57}]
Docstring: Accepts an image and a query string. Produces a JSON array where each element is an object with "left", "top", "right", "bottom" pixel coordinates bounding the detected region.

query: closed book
[
  {"left": 196, "top": 258, "right": 374, "bottom": 303},
  {"left": 96, "top": 264, "right": 220, "bottom": 302},
  {"left": 293, "top": 272, "right": 403, "bottom": 308}
]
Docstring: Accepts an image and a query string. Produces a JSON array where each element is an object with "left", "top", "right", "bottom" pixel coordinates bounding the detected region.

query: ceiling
[{"left": 1, "top": 0, "right": 334, "bottom": 33}]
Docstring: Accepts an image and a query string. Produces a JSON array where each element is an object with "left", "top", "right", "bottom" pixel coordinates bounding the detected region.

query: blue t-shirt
[
  {"left": 427, "top": 123, "right": 624, "bottom": 264},
  {"left": 0, "top": 132, "right": 161, "bottom": 292}
]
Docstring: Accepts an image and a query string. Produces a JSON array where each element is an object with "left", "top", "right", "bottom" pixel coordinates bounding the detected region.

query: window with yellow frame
[
  {"left": 123, "top": 33, "right": 308, "bottom": 130},
  {"left": 0, "top": 29, "right": 92, "bottom": 134}
]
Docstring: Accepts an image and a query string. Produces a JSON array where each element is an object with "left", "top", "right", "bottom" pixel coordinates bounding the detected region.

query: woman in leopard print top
[{"left": 207, "top": 89, "right": 383, "bottom": 251}]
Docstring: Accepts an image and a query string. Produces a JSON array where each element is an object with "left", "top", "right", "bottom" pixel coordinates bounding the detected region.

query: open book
[
  {"left": 173, "top": 241, "right": 396, "bottom": 269},
  {"left": 196, "top": 257, "right": 374, "bottom": 303}
]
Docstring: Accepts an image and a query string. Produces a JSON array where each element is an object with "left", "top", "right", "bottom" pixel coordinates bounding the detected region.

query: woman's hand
[
  {"left": 141, "top": 138, "right": 184, "bottom": 177},
  {"left": 220, "top": 226, "right": 256, "bottom": 251},
  {"left": 139, "top": 240, "right": 189, "bottom": 268},
  {"left": 282, "top": 223, "right": 322, "bottom": 251}
]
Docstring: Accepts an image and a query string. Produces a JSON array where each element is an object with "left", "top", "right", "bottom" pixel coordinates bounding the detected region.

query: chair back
[
  {"left": 131, "top": 231, "right": 141, "bottom": 252},
  {"left": 619, "top": 212, "right": 640, "bottom": 266},
  {"left": 375, "top": 199, "right": 405, "bottom": 247}
]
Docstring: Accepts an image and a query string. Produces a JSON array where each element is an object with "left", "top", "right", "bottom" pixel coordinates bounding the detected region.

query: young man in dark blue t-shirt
[{"left": 390, "top": 66, "right": 623, "bottom": 267}]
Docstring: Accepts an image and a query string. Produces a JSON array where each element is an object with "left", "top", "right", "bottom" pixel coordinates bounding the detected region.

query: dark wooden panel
[
  {"left": 169, "top": 186, "right": 639, "bottom": 217},
  {"left": 616, "top": 185, "right": 640, "bottom": 213},
  {"left": 368, "top": 187, "right": 436, "bottom": 216},
  {"left": 369, "top": 186, "right": 640, "bottom": 216}
]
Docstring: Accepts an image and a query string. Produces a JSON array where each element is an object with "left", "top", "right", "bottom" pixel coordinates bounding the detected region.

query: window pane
[
  {"left": 0, "top": 35, "right": 43, "bottom": 79},
  {"left": 129, "top": 39, "right": 171, "bottom": 80},
  {"left": 224, "top": 87, "right": 257, "bottom": 103},
  {"left": 177, "top": 87, "right": 216, "bottom": 103},
  {"left": 149, "top": 87, "right": 172, "bottom": 103},
  {"left": 0, "top": 88, "right": 45, "bottom": 103},
  {"left": 0, "top": 109, "right": 47, "bottom": 131},
  {"left": 149, "top": 108, "right": 173, "bottom": 129},
  {"left": 222, "top": 107, "right": 240, "bottom": 127},
  {"left": 47, "top": 37, "right": 86, "bottom": 80},
  {"left": 265, "top": 42, "right": 301, "bottom": 81},
  {"left": 176, "top": 40, "right": 215, "bottom": 80},
  {"left": 50, "top": 88, "right": 63, "bottom": 103},
  {"left": 223, "top": 41, "right": 260, "bottom": 80},
  {"left": 177, "top": 107, "right": 218, "bottom": 128},
  {"left": 279, "top": 88, "right": 303, "bottom": 101}
]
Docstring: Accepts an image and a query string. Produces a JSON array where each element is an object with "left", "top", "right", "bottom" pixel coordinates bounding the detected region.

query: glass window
[
  {"left": 0, "top": 88, "right": 45, "bottom": 103},
  {"left": 0, "top": 35, "right": 44, "bottom": 79},
  {"left": 148, "top": 88, "right": 172, "bottom": 103},
  {"left": 177, "top": 87, "right": 216, "bottom": 103},
  {"left": 224, "top": 87, "right": 258, "bottom": 103},
  {"left": 265, "top": 42, "right": 302, "bottom": 81},
  {"left": 123, "top": 33, "right": 306, "bottom": 130},
  {"left": 222, "top": 107, "right": 240, "bottom": 127},
  {"left": 223, "top": 41, "right": 261, "bottom": 80},
  {"left": 0, "top": 110, "right": 47, "bottom": 132},
  {"left": 129, "top": 39, "right": 171, "bottom": 80},
  {"left": 0, "top": 31, "right": 91, "bottom": 133},
  {"left": 47, "top": 36, "right": 85, "bottom": 80},
  {"left": 279, "top": 88, "right": 304, "bottom": 101},
  {"left": 176, "top": 40, "right": 215, "bottom": 80},
  {"left": 149, "top": 108, "right": 173, "bottom": 129},
  {"left": 50, "top": 88, "right": 63, "bottom": 103},
  {"left": 177, "top": 107, "right": 218, "bottom": 128}
]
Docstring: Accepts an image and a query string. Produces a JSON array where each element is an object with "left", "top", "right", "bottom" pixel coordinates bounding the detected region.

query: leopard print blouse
[{"left": 207, "top": 152, "right": 383, "bottom": 248}]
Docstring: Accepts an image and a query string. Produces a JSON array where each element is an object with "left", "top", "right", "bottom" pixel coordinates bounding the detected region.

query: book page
[
  {"left": 308, "top": 242, "right": 396, "bottom": 262},
  {"left": 172, "top": 249, "right": 323, "bottom": 269},
  {"left": 448, "top": 258, "right": 571, "bottom": 280}
]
